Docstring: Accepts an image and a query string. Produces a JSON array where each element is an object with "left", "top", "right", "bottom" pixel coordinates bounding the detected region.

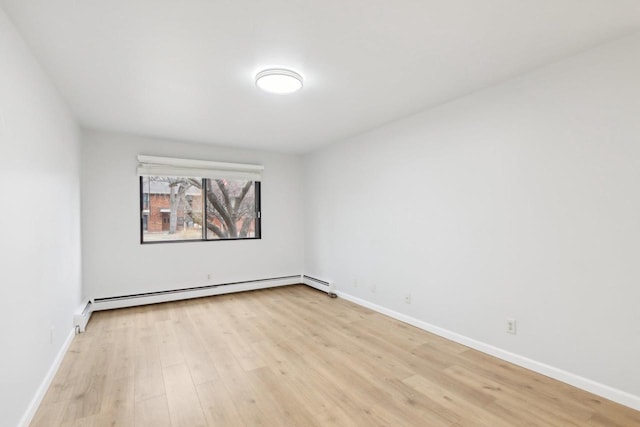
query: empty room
[{"left": 2, "top": 1, "right": 640, "bottom": 426}]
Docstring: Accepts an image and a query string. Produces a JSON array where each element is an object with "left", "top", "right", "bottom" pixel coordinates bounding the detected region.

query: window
[{"left": 138, "top": 155, "right": 263, "bottom": 244}]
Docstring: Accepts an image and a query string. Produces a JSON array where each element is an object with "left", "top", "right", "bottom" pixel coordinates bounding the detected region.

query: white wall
[
  {"left": 81, "top": 130, "right": 304, "bottom": 299},
  {"left": 304, "top": 33, "right": 640, "bottom": 401},
  {"left": 0, "top": 8, "right": 82, "bottom": 427}
]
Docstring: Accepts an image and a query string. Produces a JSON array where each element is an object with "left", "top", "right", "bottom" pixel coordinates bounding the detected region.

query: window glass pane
[
  {"left": 141, "top": 176, "right": 203, "bottom": 242},
  {"left": 204, "top": 179, "right": 258, "bottom": 240}
]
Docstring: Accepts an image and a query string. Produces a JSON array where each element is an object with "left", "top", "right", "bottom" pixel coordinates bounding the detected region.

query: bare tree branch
[
  {"left": 234, "top": 181, "right": 253, "bottom": 216},
  {"left": 205, "top": 186, "right": 234, "bottom": 237},
  {"left": 239, "top": 216, "right": 253, "bottom": 237},
  {"left": 182, "top": 200, "right": 227, "bottom": 239}
]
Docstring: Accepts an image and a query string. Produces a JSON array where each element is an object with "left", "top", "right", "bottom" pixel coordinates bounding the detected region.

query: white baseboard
[
  {"left": 92, "top": 275, "right": 302, "bottom": 311},
  {"left": 18, "top": 327, "right": 75, "bottom": 427},
  {"left": 335, "top": 290, "right": 640, "bottom": 412}
]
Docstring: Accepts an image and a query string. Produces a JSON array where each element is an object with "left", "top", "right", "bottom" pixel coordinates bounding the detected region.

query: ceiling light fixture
[{"left": 255, "top": 68, "right": 303, "bottom": 94}]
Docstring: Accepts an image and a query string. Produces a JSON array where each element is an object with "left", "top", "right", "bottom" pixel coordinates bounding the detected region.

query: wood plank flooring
[{"left": 31, "top": 285, "right": 640, "bottom": 426}]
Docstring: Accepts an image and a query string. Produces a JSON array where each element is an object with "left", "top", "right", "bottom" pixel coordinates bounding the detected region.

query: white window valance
[{"left": 136, "top": 155, "right": 263, "bottom": 181}]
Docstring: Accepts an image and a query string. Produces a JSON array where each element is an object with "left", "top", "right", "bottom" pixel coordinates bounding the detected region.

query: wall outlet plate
[{"left": 506, "top": 318, "right": 517, "bottom": 335}]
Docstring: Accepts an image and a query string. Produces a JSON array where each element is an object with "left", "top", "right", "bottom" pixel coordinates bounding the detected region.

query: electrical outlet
[
  {"left": 404, "top": 293, "right": 411, "bottom": 304},
  {"left": 506, "top": 318, "right": 517, "bottom": 335},
  {"left": 207, "top": 273, "right": 212, "bottom": 281}
]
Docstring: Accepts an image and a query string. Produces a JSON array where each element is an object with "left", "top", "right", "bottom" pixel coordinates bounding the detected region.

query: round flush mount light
[{"left": 255, "top": 68, "right": 303, "bottom": 94}]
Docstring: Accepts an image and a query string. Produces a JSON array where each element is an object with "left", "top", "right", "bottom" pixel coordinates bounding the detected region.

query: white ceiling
[{"left": 2, "top": 1, "right": 640, "bottom": 153}]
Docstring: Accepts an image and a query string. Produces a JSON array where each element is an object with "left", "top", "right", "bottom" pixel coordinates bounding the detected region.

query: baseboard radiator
[
  {"left": 73, "top": 300, "right": 93, "bottom": 333},
  {"left": 302, "top": 275, "right": 337, "bottom": 297},
  {"left": 91, "top": 275, "right": 302, "bottom": 312}
]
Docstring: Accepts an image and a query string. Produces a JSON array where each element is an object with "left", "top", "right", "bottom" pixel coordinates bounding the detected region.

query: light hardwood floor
[{"left": 32, "top": 285, "right": 640, "bottom": 426}]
